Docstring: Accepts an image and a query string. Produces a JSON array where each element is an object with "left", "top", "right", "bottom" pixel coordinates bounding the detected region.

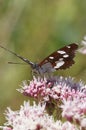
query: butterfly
[{"left": 0, "top": 43, "right": 78, "bottom": 75}]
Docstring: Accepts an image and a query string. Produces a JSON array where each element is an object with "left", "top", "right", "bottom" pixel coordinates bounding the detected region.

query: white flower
[
  {"left": 78, "top": 35, "right": 86, "bottom": 54},
  {"left": 0, "top": 101, "right": 60, "bottom": 130}
]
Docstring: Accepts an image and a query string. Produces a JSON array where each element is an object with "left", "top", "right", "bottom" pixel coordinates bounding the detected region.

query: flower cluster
[
  {"left": 61, "top": 97, "right": 86, "bottom": 129},
  {"left": 0, "top": 101, "right": 79, "bottom": 130},
  {"left": 19, "top": 76, "right": 85, "bottom": 102},
  {"left": 1, "top": 76, "right": 86, "bottom": 130}
]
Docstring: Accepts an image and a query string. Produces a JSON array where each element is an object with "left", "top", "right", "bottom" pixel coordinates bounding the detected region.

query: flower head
[
  {"left": 18, "top": 76, "right": 86, "bottom": 120},
  {"left": 19, "top": 76, "right": 86, "bottom": 102},
  {"left": 61, "top": 96, "right": 86, "bottom": 129},
  {"left": 0, "top": 101, "right": 79, "bottom": 130}
]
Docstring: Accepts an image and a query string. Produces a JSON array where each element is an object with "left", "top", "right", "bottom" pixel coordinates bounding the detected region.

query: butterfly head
[{"left": 31, "top": 63, "right": 40, "bottom": 74}]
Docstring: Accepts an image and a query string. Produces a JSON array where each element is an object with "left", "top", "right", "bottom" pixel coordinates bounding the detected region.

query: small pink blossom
[
  {"left": 61, "top": 121, "right": 78, "bottom": 130},
  {"left": 0, "top": 127, "right": 12, "bottom": 130},
  {"left": 80, "top": 118, "right": 86, "bottom": 129}
]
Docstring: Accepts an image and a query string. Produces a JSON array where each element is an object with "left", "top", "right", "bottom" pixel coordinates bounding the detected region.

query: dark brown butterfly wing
[{"left": 39, "top": 43, "right": 78, "bottom": 71}]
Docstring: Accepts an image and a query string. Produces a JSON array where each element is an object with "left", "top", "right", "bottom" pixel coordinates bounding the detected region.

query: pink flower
[
  {"left": 62, "top": 122, "right": 78, "bottom": 130},
  {"left": 0, "top": 101, "right": 78, "bottom": 130},
  {"left": 61, "top": 97, "right": 86, "bottom": 129},
  {"left": 1, "top": 76, "right": 86, "bottom": 130},
  {"left": 18, "top": 76, "right": 86, "bottom": 121},
  {"left": 0, "top": 127, "right": 12, "bottom": 130},
  {"left": 19, "top": 76, "right": 86, "bottom": 102}
]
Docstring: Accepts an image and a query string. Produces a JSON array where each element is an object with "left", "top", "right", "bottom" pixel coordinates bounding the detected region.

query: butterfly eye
[{"left": 32, "top": 68, "right": 41, "bottom": 75}]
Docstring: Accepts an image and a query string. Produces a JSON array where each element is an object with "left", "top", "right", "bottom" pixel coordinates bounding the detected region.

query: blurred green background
[{"left": 0, "top": 0, "right": 86, "bottom": 124}]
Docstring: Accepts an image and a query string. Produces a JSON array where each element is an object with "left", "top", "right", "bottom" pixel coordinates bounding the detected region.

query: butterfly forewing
[{"left": 39, "top": 43, "right": 78, "bottom": 71}]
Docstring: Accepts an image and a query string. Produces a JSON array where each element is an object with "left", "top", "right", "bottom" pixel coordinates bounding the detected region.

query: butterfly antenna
[
  {"left": 8, "top": 62, "right": 28, "bottom": 65},
  {"left": 0, "top": 44, "right": 34, "bottom": 67}
]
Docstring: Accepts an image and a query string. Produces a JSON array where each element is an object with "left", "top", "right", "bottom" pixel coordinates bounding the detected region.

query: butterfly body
[
  {"left": 0, "top": 43, "right": 78, "bottom": 75},
  {"left": 32, "top": 62, "right": 55, "bottom": 75}
]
